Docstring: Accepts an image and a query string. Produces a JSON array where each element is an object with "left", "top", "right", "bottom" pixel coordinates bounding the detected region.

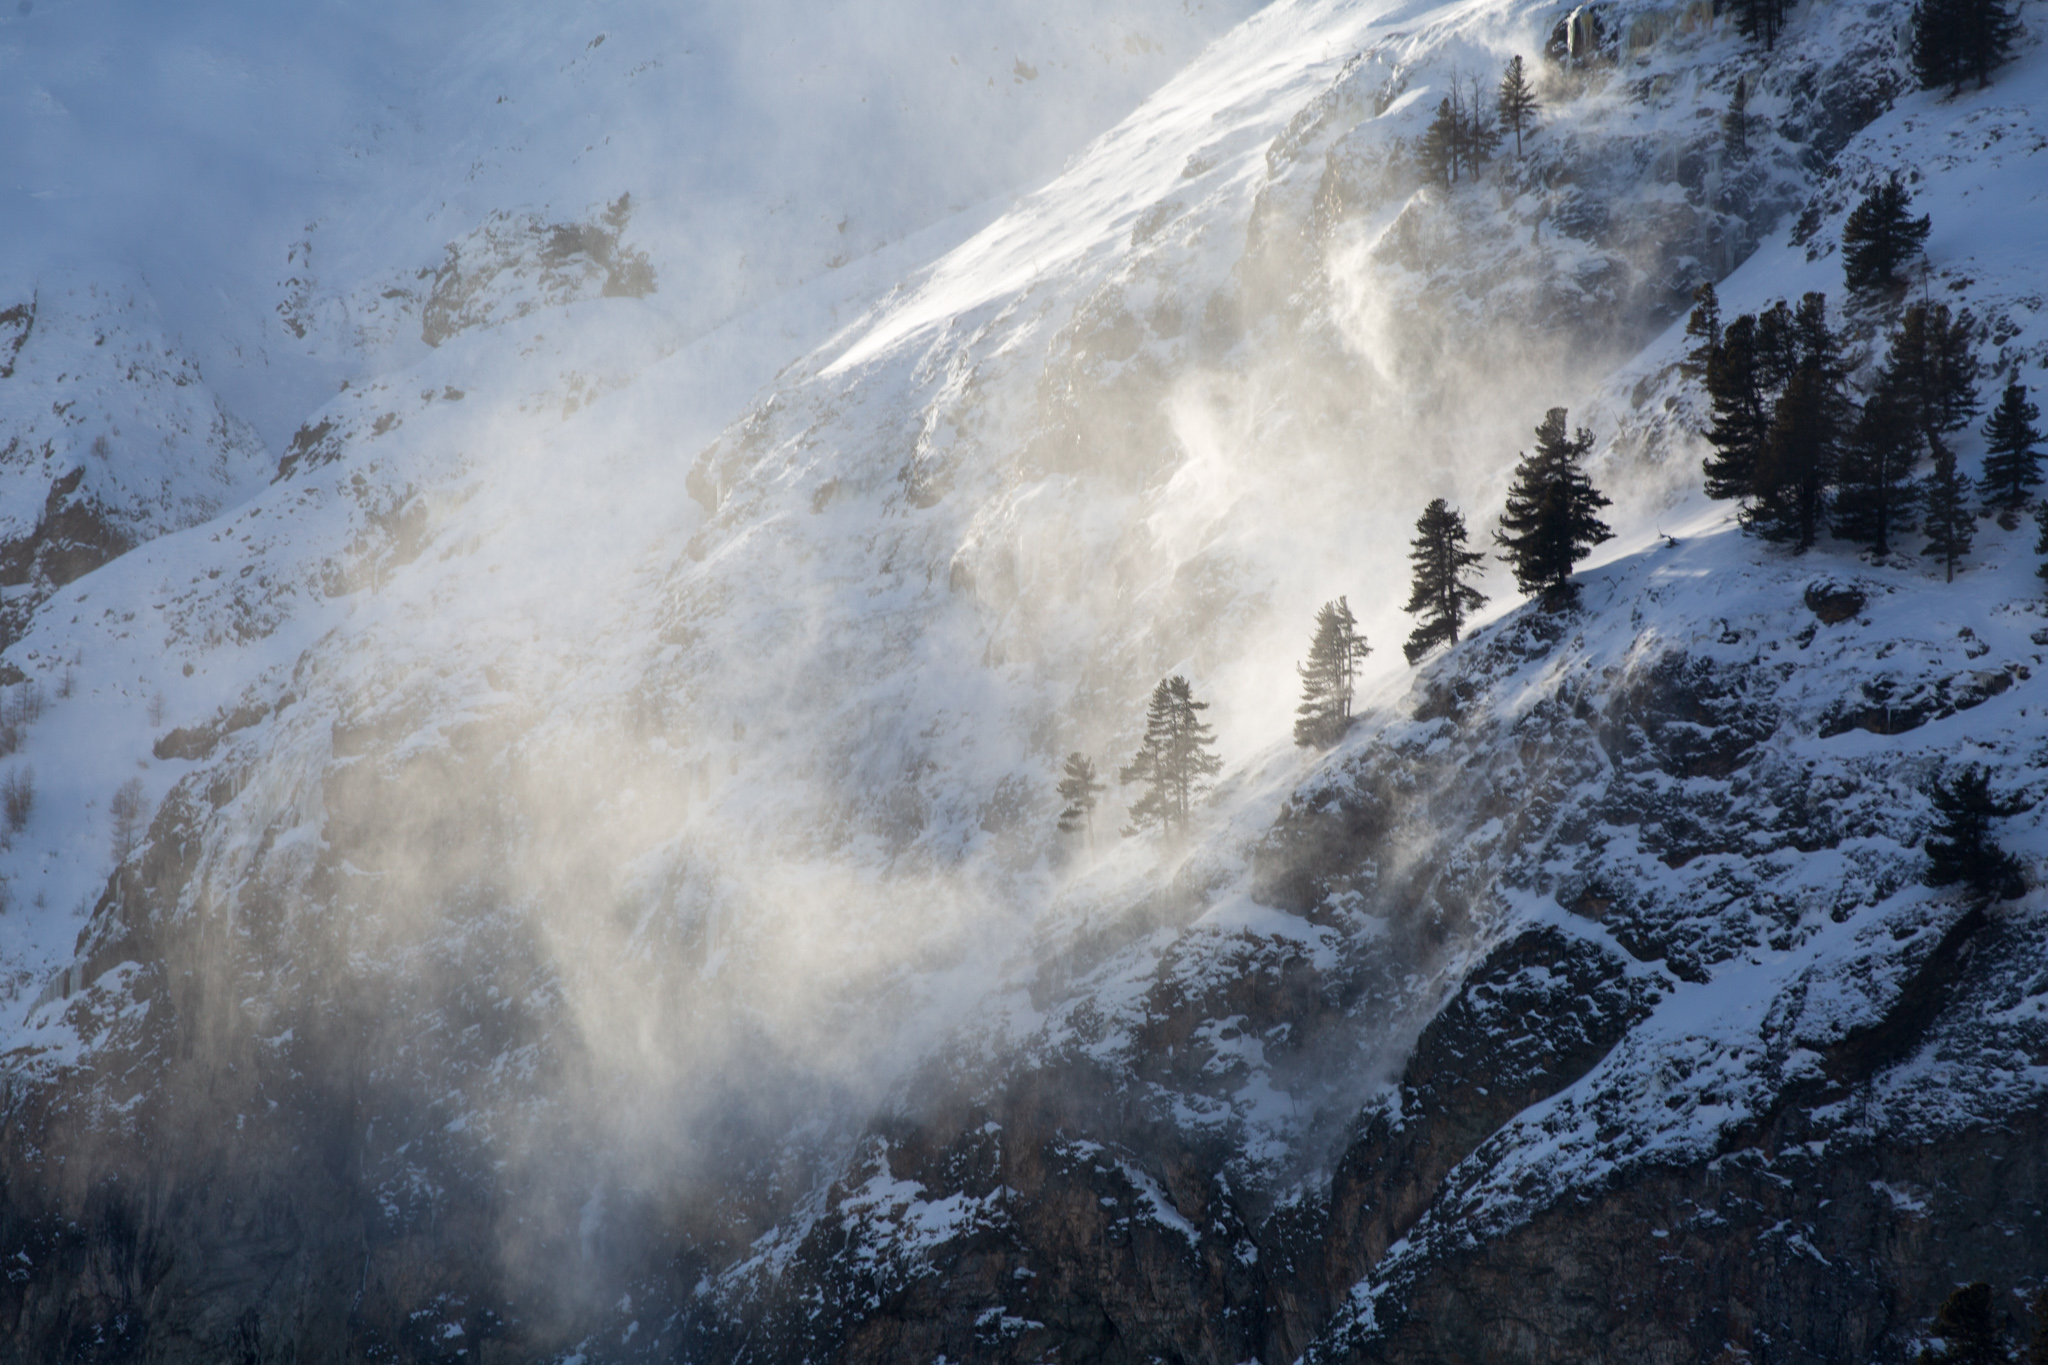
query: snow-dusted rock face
[{"left": 3, "top": 0, "right": 2047, "bottom": 1360}]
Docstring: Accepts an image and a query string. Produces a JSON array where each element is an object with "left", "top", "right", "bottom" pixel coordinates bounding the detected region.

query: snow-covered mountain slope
[{"left": 2, "top": 0, "right": 2046, "bottom": 1358}]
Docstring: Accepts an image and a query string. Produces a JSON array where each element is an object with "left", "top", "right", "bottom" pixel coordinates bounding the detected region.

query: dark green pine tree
[
  {"left": 1921, "top": 435, "right": 1975, "bottom": 581},
  {"left": 1841, "top": 176, "right": 1931, "bottom": 291},
  {"left": 1911, "top": 0, "right": 1965, "bottom": 92},
  {"left": 1733, "top": 0, "right": 1787, "bottom": 47},
  {"left": 1742, "top": 295, "right": 1846, "bottom": 550},
  {"left": 1419, "top": 96, "right": 1463, "bottom": 187},
  {"left": 1495, "top": 408, "right": 1614, "bottom": 602},
  {"left": 1119, "top": 676, "right": 1223, "bottom": 838},
  {"left": 2035, "top": 499, "right": 2048, "bottom": 590},
  {"left": 1684, "top": 282, "right": 1722, "bottom": 380},
  {"left": 2028, "top": 1285, "right": 2048, "bottom": 1365},
  {"left": 1916, "top": 0, "right": 2022, "bottom": 92},
  {"left": 1926, "top": 771, "right": 2026, "bottom": 901},
  {"left": 1055, "top": 752, "right": 1105, "bottom": 836},
  {"left": 1956, "top": 0, "right": 2024, "bottom": 90},
  {"left": 1722, "top": 74, "right": 1752, "bottom": 160},
  {"left": 1403, "top": 499, "right": 1489, "bottom": 664},
  {"left": 1832, "top": 390, "right": 1920, "bottom": 555},
  {"left": 1701, "top": 313, "right": 1767, "bottom": 498},
  {"left": 1887, "top": 301, "right": 1981, "bottom": 440},
  {"left": 1497, "top": 55, "right": 1538, "bottom": 157},
  {"left": 1294, "top": 598, "right": 1372, "bottom": 748},
  {"left": 1979, "top": 380, "right": 2044, "bottom": 508}
]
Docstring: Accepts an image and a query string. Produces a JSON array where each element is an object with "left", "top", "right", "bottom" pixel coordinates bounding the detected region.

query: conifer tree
[
  {"left": 1403, "top": 499, "right": 1489, "bottom": 663},
  {"left": 1924, "top": 1282, "right": 2018, "bottom": 1364},
  {"left": 1702, "top": 313, "right": 1769, "bottom": 499},
  {"left": 2028, "top": 1285, "right": 2048, "bottom": 1365},
  {"left": 1979, "top": 380, "right": 2044, "bottom": 508},
  {"left": 1926, "top": 771, "right": 2025, "bottom": 901},
  {"left": 1886, "top": 301, "right": 1980, "bottom": 440},
  {"left": 1832, "top": 391, "right": 1920, "bottom": 555},
  {"left": 1463, "top": 77, "right": 1501, "bottom": 170},
  {"left": 1495, "top": 408, "right": 1614, "bottom": 601},
  {"left": 1921, "top": 435, "right": 1974, "bottom": 581},
  {"left": 1914, "top": 0, "right": 2022, "bottom": 92},
  {"left": 1742, "top": 294, "right": 1846, "bottom": 549},
  {"left": 1722, "top": 74, "right": 1751, "bottom": 160},
  {"left": 1056, "top": 752, "right": 1105, "bottom": 836},
  {"left": 1294, "top": 598, "right": 1372, "bottom": 748},
  {"left": 1119, "top": 676, "right": 1222, "bottom": 838},
  {"left": 1841, "top": 176, "right": 1931, "bottom": 292},
  {"left": 2035, "top": 499, "right": 2048, "bottom": 590},
  {"left": 1420, "top": 96, "right": 1463, "bottom": 187},
  {"left": 1497, "top": 55, "right": 1538, "bottom": 157},
  {"left": 1684, "top": 282, "right": 1722, "bottom": 380},
  {"left": 1957, "top": 0, "right": 2024, "bottom": 90},
  {"left": 1733, "top": 0, "right": 1787, "bottom": 48}
]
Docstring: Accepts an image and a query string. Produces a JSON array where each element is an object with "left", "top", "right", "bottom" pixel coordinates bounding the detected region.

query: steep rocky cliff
[{"left": 3, "top": 0, "right": 2046, "bottom": 1360}]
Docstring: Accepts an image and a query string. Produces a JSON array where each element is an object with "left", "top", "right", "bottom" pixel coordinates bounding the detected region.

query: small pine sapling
[
  {"left": 1887, "top": 302, "right": 1981, "bottom": 441},
  {"left": 1841, "top": 176, "right": 1931, "bottom": 292},
  {"left": 1978, "top": 380, "right": 2044, "bottom": 509},
  {"left": 1294, "top": 598, "right": 1372, "bottom": 748},
  {"left": 1403, "top": 499, "right": 1488, "bottom": 663},
  {"left": 1921, "top": 436, "right": 1974, "bottom": 581},
  {"left": 1056, "top": 752, "right": 1105, "bottom": 837},
  {"left": 1924, "top": 768, "right": 2025, "bottom": 901}
]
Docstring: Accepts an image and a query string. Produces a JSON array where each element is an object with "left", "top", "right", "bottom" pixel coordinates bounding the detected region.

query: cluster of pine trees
[
  {"left": 1420, "top": 56, "right": 1540, "bottom": 186},
  {"left": 1910, "top": 0, "right": 2022, "bottom": 92},
  {"left": 1055, "top": 399, "right": 1620, "bottom": 842},
  {"left": 1689, "top": 279, "right": 2042, "bottom": 578}
]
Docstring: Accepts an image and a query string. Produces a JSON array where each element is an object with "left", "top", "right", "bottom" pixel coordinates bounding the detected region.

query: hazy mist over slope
[{"left": 3, "top": 0, "right": 2045, "bottom": 1357}]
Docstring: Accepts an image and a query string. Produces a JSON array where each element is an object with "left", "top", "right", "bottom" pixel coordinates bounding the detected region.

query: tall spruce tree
[
  {"left": 1841, "top": 176, "right": 1931, "bottom": 291},
  {"left": 1056, "top": 752, "right": 1106, "bottom": 836},
  {"left": 1684, "top": 282, "right": 1722, "bottom": 380},
  {"left": 1979, "top": 380, "right": 2044, "bottom": 507},
  {"left": 1921, "top": 435, "right": 1974, "bottom": 581},
  {"left": 1956, "top": 0, "right": 2024, "bottom": 89},
  {"left": 1495, "top": 408, "right": 1614, "bottom": 601},
  {"left": 1914, "top": 0, "right": 2022, "bottom": 92},
  {"left": 1742, "top": 294, "right": 1846, "bottom": 549},
  {"left": 1119, "top": 676, "right": 1222, "bottom": 837},
  {"left": 1702, "top": 313, "right": 1769, "bottom": 498},
  {"left": 1294, "top": 598, "right": 1372, "bottom": 748},
  {"left": 1733, "top": 0, "right": 1787, "bottom": 48},
  {"left": 1887, "top": 301, "right": 1981, "bottom": 439},
  {"left": 1832, "top": 390, "right": 1920, "bottom": 555},
  {"left": 1925, "top": 770, "right": 2026, "bottom": 901},
  {"left": 1497, "top": 55, "right": 1538, "bottom": 157},
  {"left": 1403, "top": 499, "right": 1489, "bottom": 663},
  {"left": 1722, "top": 74, "right": 1752, "bottom": 160},
  {"left": 1420, "top": 95, "right": 1464, "bottom": 187}
]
